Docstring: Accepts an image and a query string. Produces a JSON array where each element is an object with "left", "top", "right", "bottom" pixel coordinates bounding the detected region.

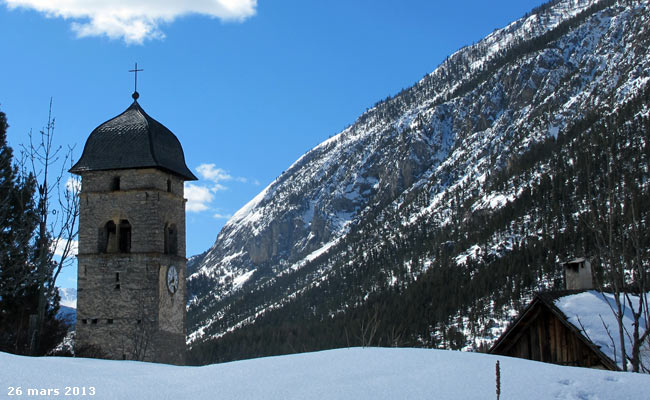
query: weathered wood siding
[{"left": 493, "top": 303, "right": 611, "bottom": 369}]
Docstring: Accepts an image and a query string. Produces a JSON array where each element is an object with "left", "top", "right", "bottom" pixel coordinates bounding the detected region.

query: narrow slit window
[
  {"left": 112, "top": 176, "right": 121, "bottom": 191},
  {"left": 167, "top": 178, "right": 172, "bottom": 193}
]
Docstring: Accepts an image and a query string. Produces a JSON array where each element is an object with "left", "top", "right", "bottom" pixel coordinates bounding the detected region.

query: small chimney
[{"left": 562, "top": 258, "right": 593, "bottom": 290}]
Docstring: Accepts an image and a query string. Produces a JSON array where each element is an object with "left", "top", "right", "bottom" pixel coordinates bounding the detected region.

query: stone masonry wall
[{"left": 75, "top": 168, "right": 187, "bottom": 364}]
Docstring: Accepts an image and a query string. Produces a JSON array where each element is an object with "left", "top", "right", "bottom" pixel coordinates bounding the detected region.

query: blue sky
[{"left": 0, "top": 0, "right": 546, "bottom": 288}]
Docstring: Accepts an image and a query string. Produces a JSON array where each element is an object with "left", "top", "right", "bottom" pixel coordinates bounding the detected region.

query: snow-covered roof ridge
[{"left": 554, "top": 290, "right": 650, "bottom": 371}]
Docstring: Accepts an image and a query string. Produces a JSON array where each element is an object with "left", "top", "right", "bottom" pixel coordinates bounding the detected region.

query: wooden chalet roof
[{"left": 489, "top": 290, "right": 620, "bottom": 371}]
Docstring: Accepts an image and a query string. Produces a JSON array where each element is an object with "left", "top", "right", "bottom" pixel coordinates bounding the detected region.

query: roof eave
[{"left": 69, "top": 164, "right": 198, "bottom": 181}]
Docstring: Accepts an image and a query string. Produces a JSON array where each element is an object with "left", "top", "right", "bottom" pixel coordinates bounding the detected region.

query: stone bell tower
[{"left": 70, "top": 90, "right": 197, "bottom": 364}]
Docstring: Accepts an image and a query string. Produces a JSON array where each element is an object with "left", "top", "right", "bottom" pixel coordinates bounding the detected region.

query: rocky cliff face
[{"left": 187, "top": 0, "right": 650, "bottom": 349}]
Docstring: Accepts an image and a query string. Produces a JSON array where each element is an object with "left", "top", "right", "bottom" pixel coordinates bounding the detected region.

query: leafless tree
[
  {"left": 386, "top": 325, "right": 404, "bottom": 347},
  {"left": 20, "top": 99, "right": 79, "bottom": 355},
  {"left": 583, "top": 125, "right": 650, "bottom": 372},
  {"left": 356, "top": 307, "right": 380, "bottom": 347}
]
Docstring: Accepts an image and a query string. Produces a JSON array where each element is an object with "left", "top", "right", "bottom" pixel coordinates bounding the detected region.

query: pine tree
[
  {"left": 0, "top": 108, "right": 68, "bottom": 355},
  {"left": 0, "top": 108, "right": 40, "bottom": 354}
]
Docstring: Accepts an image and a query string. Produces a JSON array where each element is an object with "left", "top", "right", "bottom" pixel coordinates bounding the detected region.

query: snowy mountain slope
[
  {"left": 4, "top": 348, "right": 650, "bottom": 400},
  {"left": 187, "top": 0, "right": 650, "bottom": 355},
  {"left": 56, "top": 288, "right": 77, "bottom": 326}
]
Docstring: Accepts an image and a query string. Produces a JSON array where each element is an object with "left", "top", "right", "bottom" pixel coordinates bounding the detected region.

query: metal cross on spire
[{"left": 129, "top": 62, "right": 144, "bottom": 100}]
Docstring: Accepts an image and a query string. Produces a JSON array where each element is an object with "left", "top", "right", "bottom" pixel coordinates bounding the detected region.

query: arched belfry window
[
  {"left": 98, "top": 220, "right": 131, "bottom": 254},
  {"left": 119, "top": 220, "right": 131, "bottom": 253},
  {"left": 164, "top": 223, "right": 178, "bottom": 255},
  {"left": 166, "top": 178, "right": 172, "bottom": 193}
]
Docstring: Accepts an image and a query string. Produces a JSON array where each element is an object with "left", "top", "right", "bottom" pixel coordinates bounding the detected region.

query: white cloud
[
  {"left": 213, "top": 212, "right": 233, "bottom": 220},
  {"left": 197, "top": 164, "right": 233, "bottom": 183},
  {"left": 185, "top": 183, "right": 214, "bottom": 212},
  {"left": 186, "top": 163, "right": 257, "bottom": 214},
  {"left": 51, "top": 238, "right": 78, "bottom": 257},
  {"left": 212, "top": 183, "right": 228, "bottom": 192},
  {"left": 3, "top": 0, "right": 257, "bottom": 44},
  {"left": 195, "top": 163, "right": 250, "bottom": 192}
]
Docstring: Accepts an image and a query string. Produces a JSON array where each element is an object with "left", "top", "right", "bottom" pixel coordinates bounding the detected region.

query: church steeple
[{"left": 72, "top": 84, "right": 191, "bottom": 364}]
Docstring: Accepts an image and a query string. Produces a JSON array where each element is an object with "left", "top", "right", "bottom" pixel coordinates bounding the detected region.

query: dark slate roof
[{"left": 70, "top": 100, "right": 197, "bottom": 181}]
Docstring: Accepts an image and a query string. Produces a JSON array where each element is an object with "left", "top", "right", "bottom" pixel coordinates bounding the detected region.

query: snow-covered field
[{"left": 3, "top": 347, "right": 649, "bottom": 399}]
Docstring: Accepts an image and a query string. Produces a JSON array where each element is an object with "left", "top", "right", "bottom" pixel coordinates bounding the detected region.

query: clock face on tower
[{"left": 167, "top": 265, "right": 179, "bottom": 294}]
